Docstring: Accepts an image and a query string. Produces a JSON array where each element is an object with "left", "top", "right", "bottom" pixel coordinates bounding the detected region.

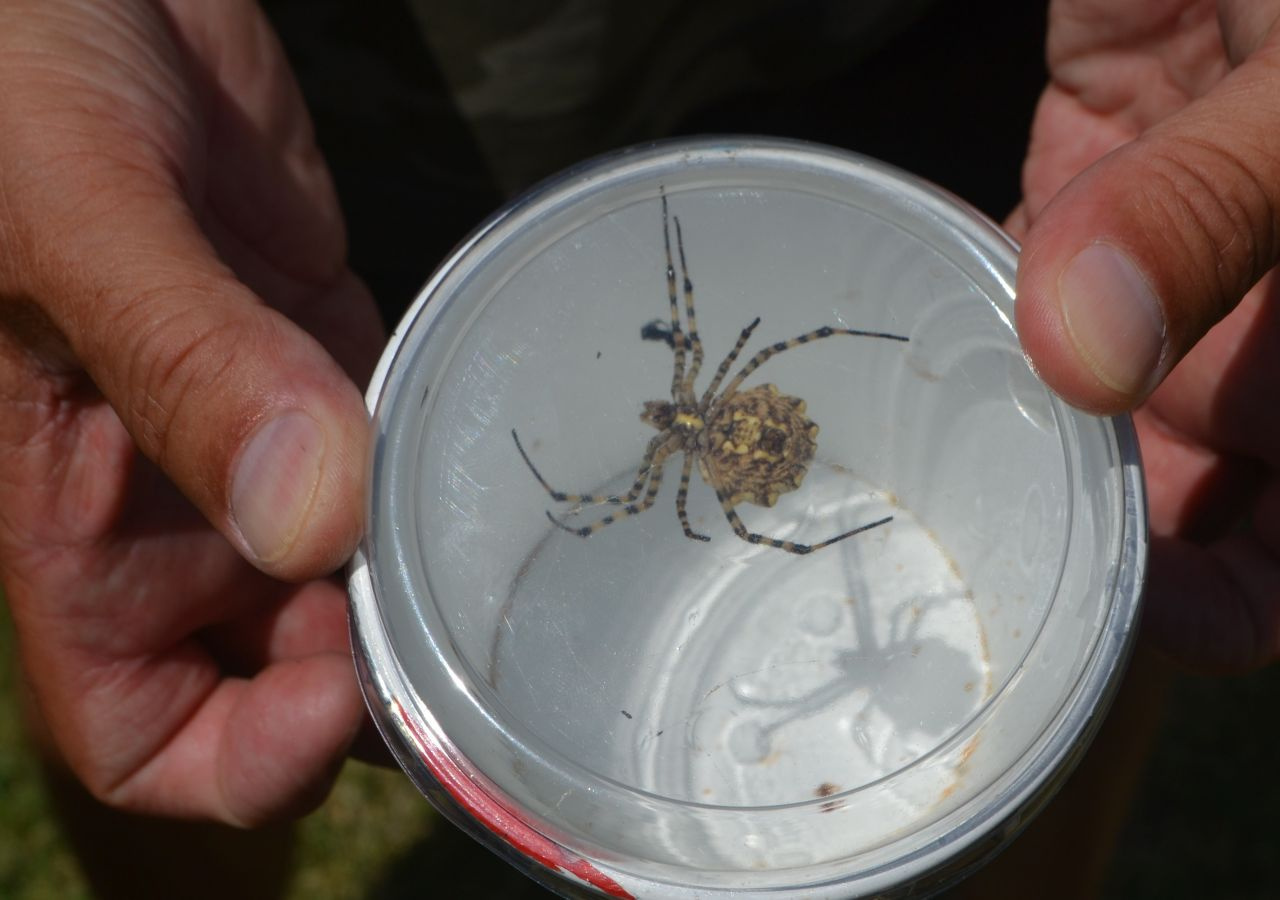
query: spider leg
[
  {"left": 716, "top": 325, "right": 909, "bottom": 401},
  {"left": 675, "top": 451, "right": 711, "bottom": 542},
  {"left": 697, "top": 315, "right": 762, "bottom": 406},
  {"left": 513, "top": 428, "right": 668, "bottom": 507},
  {"left": 671, "top": 214, "right": 704, "bottom": 395},
  {"left": 558, "top": 441, "right": 675, "bottom": 518},
  {"left": 713, "top": 486, "right": 893, "bottom": 555},
  {"left": 661, "top": 190, "right": 689, "bottom": 399},
  {"left": 546, "top": 449, "right": 670, "bottom": 537}
]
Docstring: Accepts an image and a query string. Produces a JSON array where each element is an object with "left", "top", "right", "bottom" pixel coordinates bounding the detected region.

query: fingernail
[
  {"left": 231, "top": 411, "right": 326, "bottom": 565},
  {"left": 1058, "top": 243, "right": 1167, "bottom": 398}
]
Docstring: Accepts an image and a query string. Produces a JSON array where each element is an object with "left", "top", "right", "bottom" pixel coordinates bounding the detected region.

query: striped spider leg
[{"left": 511, "top": 427, "right": 678, "bottom": 535}]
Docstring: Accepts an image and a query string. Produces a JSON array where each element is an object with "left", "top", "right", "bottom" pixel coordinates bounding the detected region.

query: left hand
[
  {"left": 0, "top": 0, "right": 383, "bottom": 824},
  {"left": 1012, "top": 0, "right": 1280, "bottom": 673}
]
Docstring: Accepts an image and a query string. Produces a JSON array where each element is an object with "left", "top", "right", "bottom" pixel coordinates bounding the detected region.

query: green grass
[{"left": 0, "top": 604, "right": 90, "bottom": 900}]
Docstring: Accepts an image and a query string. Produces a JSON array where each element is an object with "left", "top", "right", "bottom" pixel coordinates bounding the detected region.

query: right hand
[{"left": 1012, "top": 0, "right": 1280, "bottom": 673}]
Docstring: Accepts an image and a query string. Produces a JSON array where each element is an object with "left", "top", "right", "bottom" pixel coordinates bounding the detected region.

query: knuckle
[
  {"left": 1142, "top": 135, "right": 1279, "bottom": 320},
  {"left": 110, "top": 283, "right": 255, "bottom": 467}
]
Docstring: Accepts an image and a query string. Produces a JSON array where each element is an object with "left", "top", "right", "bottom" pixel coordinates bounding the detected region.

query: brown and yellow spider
[{"left": 511, "top": 191, "right": 909, "bottom": 555}]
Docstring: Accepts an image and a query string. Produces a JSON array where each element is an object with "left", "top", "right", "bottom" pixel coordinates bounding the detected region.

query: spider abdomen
[{"left": 701, "top": 383, "right": 818, "bottom": 508}]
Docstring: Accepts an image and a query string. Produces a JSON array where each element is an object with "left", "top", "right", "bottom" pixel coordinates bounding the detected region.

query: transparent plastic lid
[{"left": 350, "top": 138, "right": 1146, "bottom": 897}]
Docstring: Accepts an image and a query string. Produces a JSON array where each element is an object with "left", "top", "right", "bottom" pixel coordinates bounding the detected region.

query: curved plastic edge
[{"left": 347, "top": 134, "right": 1150, "bottom": 899}]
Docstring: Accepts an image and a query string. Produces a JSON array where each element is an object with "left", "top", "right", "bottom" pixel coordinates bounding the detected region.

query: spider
[{"left": 511, "top": 191, "right": 909, "bottom": 554}]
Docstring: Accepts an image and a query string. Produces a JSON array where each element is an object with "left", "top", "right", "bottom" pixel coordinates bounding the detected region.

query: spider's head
[{"left": 640, "top": 400, "right": 675, "bottom": 431}]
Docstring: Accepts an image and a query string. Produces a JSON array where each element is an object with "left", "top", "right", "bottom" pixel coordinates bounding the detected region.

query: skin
[
  {"left": 0, "top": 0, "right": 1276, "bottom": 828},
  {"left": 1013, "top": 0, "right": 1280, "bottom": 673},
  {"left": 0, "top": 0, "right": 382, "bottom": 824}
]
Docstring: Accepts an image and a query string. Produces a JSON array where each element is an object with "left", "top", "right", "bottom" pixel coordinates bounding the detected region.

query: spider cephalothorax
[{"left": 512, "top": 190, "right": 908, "bottom": 554}]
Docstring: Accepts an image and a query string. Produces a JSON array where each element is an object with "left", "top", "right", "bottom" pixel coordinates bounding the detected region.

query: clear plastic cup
[{"left": 347, "top": 137, "right": 1147, "bottom": 898}]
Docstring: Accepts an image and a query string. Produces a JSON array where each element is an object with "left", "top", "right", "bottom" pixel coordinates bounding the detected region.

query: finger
[
  {"left": 1142, "top": 280, "right": 1280, "bottom": 466},
  {"left": 21, "top": 166, "right": 369, "bottom": 581},
  {"left": 1015, "top": 33, "right": 1280, "bottom": 413},
  {"left": 1004, "top": 201, "right": 1031, "bottom": 240},
  {"left": 1142, "top": 471, "right": 1280, "bottom": 675},
  {"left": 161, "top": 0, "right": 349, "bottom": 289},
  {"left": 203, "top": 586, "right": 395, "bottom": 767},
  {"left": 1220, "top": 1, "right": 1280, "bottom": 66},
  {"left": 1134, "top": 405, "right": 1266, "bottom": 542},
  {"left": 1146, "top": 531, "right": 1280, "bottom": 674},
  {"left": 104, "top": 652, "right": 366, "bottom": 824},
  {"left": 0, "top": 1, "right": 374, "bottom": 580},
  {"left": 201, "top": 578, "right": 352, "bottom": 675}
]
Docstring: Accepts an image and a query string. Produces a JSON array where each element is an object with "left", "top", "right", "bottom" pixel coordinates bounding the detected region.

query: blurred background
[{"left": 4, "top": 1, "right": 1279, "bottom": 897}]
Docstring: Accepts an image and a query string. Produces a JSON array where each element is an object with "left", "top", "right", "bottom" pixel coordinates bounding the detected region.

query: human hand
[
  {"left": 0, "top": 0, "right": 383, "bottom": 823},
  {"left": 1012, "top": 0, "right": 1280, "bottom": 673}
]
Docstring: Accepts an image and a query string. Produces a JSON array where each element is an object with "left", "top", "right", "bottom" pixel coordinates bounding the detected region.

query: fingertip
[
  {"left": 230, "top": 411, "right": 329, "bottom": 569},
  {"left": 1015, "top": 165, "right": 1176, "bottom": 416},
  {"left": 221, "top": 654, "right": 366, "bottom": 825},
  {"left": 1016, "top": 53, "right": 1280, "bottom": 415},
  {"left": 36, "top": 174, "right": 373, "bottom": 581},
  {"left": 1016, "top": 236, "right": 1169, "bottom": 415},
  {"left": 228, "top": 385, "right": 368, "bottom": 581}
]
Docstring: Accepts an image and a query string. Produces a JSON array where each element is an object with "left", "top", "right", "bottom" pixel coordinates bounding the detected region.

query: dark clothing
[{"left": 259, "top": 0, "right": 1046, "bottom": 323}]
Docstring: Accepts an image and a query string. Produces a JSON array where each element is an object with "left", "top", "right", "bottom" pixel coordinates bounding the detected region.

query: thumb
[
  {"left": 33, "top": 168, "right": 370, "bottom": 582},
  {"left": 1015, "top": 44, "right": 1280, "bottom": 414}
]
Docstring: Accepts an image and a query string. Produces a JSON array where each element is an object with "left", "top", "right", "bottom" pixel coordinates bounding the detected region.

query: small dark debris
[
  {"left": 596, "top": 350, "right": 602, "bottom": 359},
  {"left": 655, "top": 730, "right": 664, "bottom": 737},
  {"left": 816, "top": 782, "right": 844, "bottom": 812},
  {"left": 620, "top": 710, "right": 632, "bottom": 719},
  {"left": 640, "top": 319, "right": 676, "bottom": 347}
]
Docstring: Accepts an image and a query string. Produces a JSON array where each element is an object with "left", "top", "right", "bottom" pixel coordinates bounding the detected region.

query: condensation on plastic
[{"left": 347, "top": 137, "right": 1147, "bottom": 899}]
